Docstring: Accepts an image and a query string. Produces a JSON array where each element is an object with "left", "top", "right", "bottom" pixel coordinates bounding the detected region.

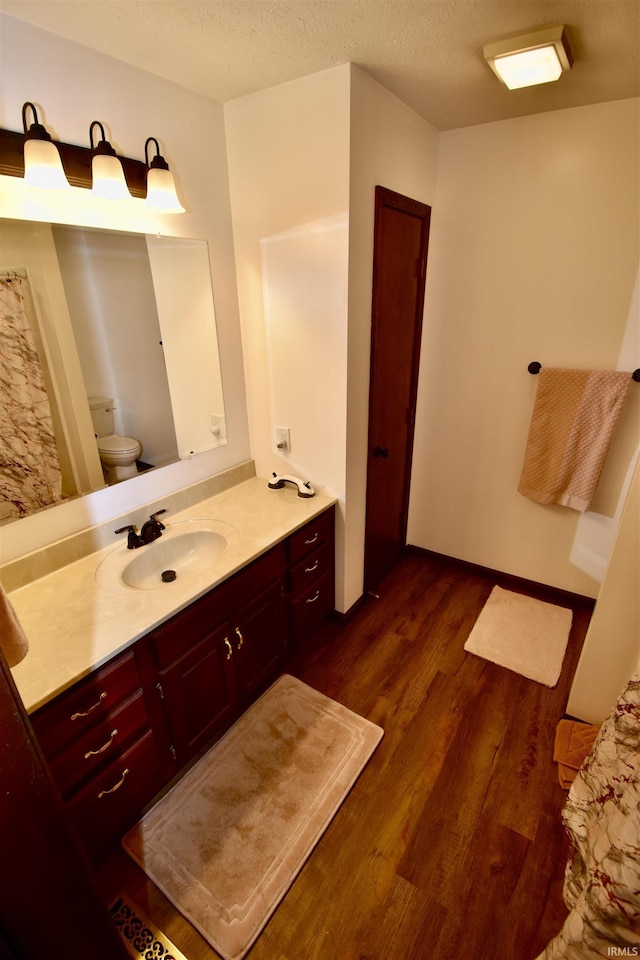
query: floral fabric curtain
[
  {"left": 0, "top": 275, "right": 62, "bottom": 520},
  {"left": 536, "top": 671, "right": 640, "bottom": 958}
]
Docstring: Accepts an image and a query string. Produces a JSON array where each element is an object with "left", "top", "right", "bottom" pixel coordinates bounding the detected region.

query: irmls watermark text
[{"left": 607, "top": 949, "right": 640, "bottom": 957}]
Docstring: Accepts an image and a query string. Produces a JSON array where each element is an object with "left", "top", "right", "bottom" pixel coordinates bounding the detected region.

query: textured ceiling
[{"left": 1, "top": 0, "right": 639, "bottom": 130}]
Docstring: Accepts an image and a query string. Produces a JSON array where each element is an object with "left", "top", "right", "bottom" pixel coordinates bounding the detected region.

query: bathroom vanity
[{"left": 8, "top": 476, "right": 335, "bottom": 856}]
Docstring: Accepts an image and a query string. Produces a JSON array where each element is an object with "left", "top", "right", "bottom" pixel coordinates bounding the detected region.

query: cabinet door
[
  {"left": 233, "top": 579, "right": 287, "bottom": 703},
  {"left": 157, "top": 622, "right": 237, "bottom": 763}
]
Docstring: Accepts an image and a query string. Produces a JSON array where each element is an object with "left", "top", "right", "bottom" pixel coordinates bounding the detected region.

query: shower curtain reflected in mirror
[{"left": 0, "top": 274, "right": 62, "bottom": 520}]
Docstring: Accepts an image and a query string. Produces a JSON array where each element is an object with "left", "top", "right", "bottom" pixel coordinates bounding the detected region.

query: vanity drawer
[
  {"left": 287, "top": 509, "right": 334, "bottom": 566},
  {"left": 287, "top": 510, "right": 334, "bottom": 566},
  {"left": 32, "top": 650, "right": 141, "bottom": 758},
  {"left": 67, "top": 727, "right": 164, "bottom": 854},
  {"left": 288, "top": 571, "right": 334, "bottom": 645},
  {"left": 47, "top": 690, "right": 150, "bottom": 798},
  {"left": 288, "top": 542, "right": 331, "bottom": 596}
]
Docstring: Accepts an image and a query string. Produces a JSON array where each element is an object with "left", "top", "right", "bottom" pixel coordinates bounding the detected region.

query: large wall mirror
[{"left": 0, "top": 218, "right": 226, "bottom": 524}]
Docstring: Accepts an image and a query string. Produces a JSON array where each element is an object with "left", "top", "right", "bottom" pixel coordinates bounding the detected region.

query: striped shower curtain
[{"left": 0, "top": 275, "right": 62, "bottom": 520}]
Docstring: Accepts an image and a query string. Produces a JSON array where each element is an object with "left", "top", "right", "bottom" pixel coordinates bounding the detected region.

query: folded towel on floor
[
  {"left": 0, "top": 581, "right": 29, "bottom": 667},
  {"left": 518, "top": 368, "right": 630, "bottom": 512},
  {"left": 553, "top": 718, "right": 600, "bottom": 789}
]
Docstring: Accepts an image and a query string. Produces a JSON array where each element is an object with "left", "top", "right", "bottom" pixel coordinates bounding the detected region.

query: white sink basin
[{"left": 96, "top": 519, "right": 238, "bottom": 591}]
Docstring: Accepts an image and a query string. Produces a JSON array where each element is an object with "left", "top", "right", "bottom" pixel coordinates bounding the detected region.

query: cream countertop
[{"left": 9, "top": 476, "right": 336, "bottom": 714}]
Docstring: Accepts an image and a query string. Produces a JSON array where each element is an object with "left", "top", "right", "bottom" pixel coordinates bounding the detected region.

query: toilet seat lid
[{"left": 97, "top": 434, "right": 140, "bottom": 456}]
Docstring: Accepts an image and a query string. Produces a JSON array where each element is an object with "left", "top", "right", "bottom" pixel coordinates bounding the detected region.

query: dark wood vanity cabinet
[
  {"left": 30, "top": 504, "right": 335, "bottom": 857},
  {"left": 286, "top": 508, "right": 335, "bottom": 644},
  {"left": 144, "top": 545, "right": 287, "bottom": 766},
  {"left": 30, "top": 649, "right": 168, "bottom": 856}
]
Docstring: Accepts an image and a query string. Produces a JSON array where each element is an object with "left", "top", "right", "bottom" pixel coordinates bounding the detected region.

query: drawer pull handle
[
  {"left": 306, "top": 590, "right": 321, "bottom": 604},
  {"left": 304, "top": 560, "right": 319, "bottom": 573},
  {"left": 70, "top": 691, "right": 107, "bottom": 720},
  {"left": 98, "top": 768, "right": 129, "bottom": 798},
  {"left": 235, "top": 627, "right": 244, "bottom": 650},
  {"left": 224, "top": 637, "right": 233, "bottom": 660},
  {"left": 84, "top": 730, "right": 118, "bottom": 759},
  {"left": 304, "top": 532, "right": 319, "bottom": 545}
]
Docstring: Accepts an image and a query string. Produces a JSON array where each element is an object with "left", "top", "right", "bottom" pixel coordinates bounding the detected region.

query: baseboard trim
[
  {"left": 405, "top": 545, "right": 596, "bottom": 610},
  {"left": 330, "top": 593, "right": 368, "bottom": 623}
]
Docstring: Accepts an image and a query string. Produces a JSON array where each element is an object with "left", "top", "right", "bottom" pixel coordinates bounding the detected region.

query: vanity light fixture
[
  {"left": 89, "top": 120, "right": 131, "bottom": 200},
  {"left": 0, "top": 103, "right": 185, "bottom": 213},
  {"left": 144, "top": 137, "right": 185, "bottom": 213},
  {"left": 21, "top": 101, "right": 70, "bottom": 189},
  {"left": 483, "top": 25, "right": 573, "bottom": 90}
]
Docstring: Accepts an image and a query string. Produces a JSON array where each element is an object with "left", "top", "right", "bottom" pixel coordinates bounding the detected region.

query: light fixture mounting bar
[{"left": 0, "top": 127, "right": 147, "bottom": 197}]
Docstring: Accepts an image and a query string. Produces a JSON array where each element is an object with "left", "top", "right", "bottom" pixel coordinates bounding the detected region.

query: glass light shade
[
  {"left": 23, "top": 137, "right": 70, "bottom": 189},
  {"left": 146, "top": 167, "right": 185, "bottom": 213},
  {"left": 91, "top": 153, "right": 131, "bottom": 199},
  {"left": 493, "top": 45, "right": 563, "bottom": 90}
]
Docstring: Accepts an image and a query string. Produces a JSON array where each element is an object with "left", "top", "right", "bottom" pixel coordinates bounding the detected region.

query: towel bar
[{"left": 528, "top": 362, "right": 640, "bottom": 382}]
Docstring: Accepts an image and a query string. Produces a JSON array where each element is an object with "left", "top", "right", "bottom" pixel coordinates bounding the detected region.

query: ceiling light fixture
[
  {"left": 144, "top": 137, "right": 185, "bottom": 213},
  {"left": 483, "top": 25, "right": 573, "bottom": 90},
  {"left": 21, "top": 101, "right": 70, "bottom": 189},
  {"left": 89, "top": 120, "right": 131, "bottom": 200}
]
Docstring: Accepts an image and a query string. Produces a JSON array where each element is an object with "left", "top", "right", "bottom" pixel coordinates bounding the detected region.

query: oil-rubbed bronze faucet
[
  {"left": 140, "top": 510, "right": 167, "bottom": 544},
  {"left": 115, "top": 509, "right": 167, "bottom": 549},
  {"left": 114, "top": 524, "right": 145, "bottom": 549}
]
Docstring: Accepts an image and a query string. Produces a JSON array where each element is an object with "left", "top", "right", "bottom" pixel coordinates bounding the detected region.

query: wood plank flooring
[{"left": 97, "top": 551, "right": 593, "bottom": 960}]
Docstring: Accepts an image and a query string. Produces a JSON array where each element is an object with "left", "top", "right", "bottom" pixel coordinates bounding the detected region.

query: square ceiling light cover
[{"left": 483, "top": 25, "right": 573, "bottom": 90}]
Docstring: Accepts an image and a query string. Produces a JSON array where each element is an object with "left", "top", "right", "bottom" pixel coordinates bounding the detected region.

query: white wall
[
  {"left": 346, "top": 66, "right": 439, "bottom": 609},
  {"left": 567, "top": 459, "right": 640, "bottom": 724},
  {"left": 225, "top": 64, "right": 439, "bottom": 612},
  {"left": 225, "top": 65, "right": 351, "bottom": 607},
  {"left": 408, "top": 99, "right": 640, "bottom": 598},
  {"left": 0, "top": 13, "right": 249, "bottom": 561}
]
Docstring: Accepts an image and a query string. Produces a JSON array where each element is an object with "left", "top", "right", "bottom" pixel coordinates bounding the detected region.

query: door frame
[{"left": 364, "top": 185, "right": 431, "bottom": 593}]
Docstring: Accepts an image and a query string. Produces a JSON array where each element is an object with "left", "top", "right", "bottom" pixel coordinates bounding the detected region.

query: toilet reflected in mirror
[{"left": 89, "top": 397, "right": 142, "bottom": 484}]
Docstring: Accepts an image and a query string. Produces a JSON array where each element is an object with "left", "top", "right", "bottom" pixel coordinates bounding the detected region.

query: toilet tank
[{"left": 88, "top": 397, "right": 114, "bottom": 437}]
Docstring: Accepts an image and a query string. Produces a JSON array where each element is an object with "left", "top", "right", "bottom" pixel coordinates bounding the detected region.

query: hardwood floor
[{"left": 97, "top": 552, "right": 593, "bottom": 960}]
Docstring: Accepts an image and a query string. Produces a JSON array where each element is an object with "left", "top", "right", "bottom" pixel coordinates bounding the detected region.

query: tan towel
[
  {"left": 553, "top": 718, "right": 600, "bottom": 789},
  {"left": 518, "top": 368, "right": 631, "bottom": 512},
  {"left": 0, "top": 581, "right": 29, "bottom": 667}
]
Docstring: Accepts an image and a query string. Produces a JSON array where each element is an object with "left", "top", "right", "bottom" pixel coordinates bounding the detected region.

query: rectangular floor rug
[
  {"left": 463, "top": 586, "right": 573, "bottom": 687},
  {"left": 122, "top": 674, "right": 383, "bottom": 960}
]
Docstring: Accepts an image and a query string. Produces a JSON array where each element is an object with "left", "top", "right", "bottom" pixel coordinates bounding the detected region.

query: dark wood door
[
  {"left": 158, "top": 622, "right": 237, "bottom": 762},
  {"left": 364, "top": 186, "right": 431, "bottom": 593},
  {"left": 233, "top": 579, "right": 287, "bottom": 702}
]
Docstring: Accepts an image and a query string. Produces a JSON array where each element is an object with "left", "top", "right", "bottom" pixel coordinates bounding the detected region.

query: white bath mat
[
  {"left": 122, "top": 674, "right": 383, "bottom": 960},
  {"left": 464, "top": 586, "right": 573, "bottom": 687}
]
